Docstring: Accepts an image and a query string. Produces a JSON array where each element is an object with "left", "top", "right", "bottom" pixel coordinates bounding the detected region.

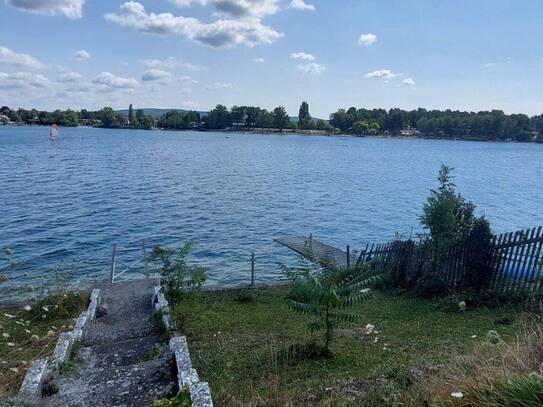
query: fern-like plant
[{"left": 283, "top": 245, "right": 384, "bottom": 353}]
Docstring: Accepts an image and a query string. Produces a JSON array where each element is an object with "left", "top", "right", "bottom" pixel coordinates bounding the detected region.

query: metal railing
[{"left": 110, "top": 241, "right": 158, "bottom": 283}]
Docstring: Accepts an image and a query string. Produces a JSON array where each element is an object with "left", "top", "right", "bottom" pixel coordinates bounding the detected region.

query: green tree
[
  {"left": 128, "top": 104, "right": 136, "bottom": 128},
  {"left": 97, "top": 107, "right": 116, "bottom": 127},
  {"left": 420, "top": 165, "right": 476, "bottom": 250},
  {"left": 61, "top": 109, "right": 79, "bottom": 127},
  {"left": 353, "top": 120, "right": 369, "bottom": 135},
  {"left": 140, "top": 114, "right": 155, "bottom": 130},
  {"left": 368, "top": 121, "right": 380, "bottom": 135},
  {"left": 205, "top": 104, "right": 231, "bottom": 129},
  {"left": 272, "top": 106, "right": 289, "bottom": 132},
  {"left": 298, "top": 101, "right": 311, "bottom": 129}
]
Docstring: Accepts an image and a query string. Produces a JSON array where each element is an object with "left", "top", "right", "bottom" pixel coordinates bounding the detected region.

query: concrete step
[
  {"left": 88, "top": 335, "right": 164, "bottom": 369},
  {"left": 43, "top": 354, "right": 176, "bottom": 407}
]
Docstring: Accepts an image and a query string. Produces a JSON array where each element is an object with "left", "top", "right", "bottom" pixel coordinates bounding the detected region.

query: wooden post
[
  {"left": 142, "top": 240, "right": 149, "bottom": 278},
  {"left": 110, "top": 243, "right": 117, "bottom": 284},
  {"left": 346, "top": 245, "right": 350, "bottom": 269},
  {"left": 251, "top": 253, "right": 255, "bottom": 287}
]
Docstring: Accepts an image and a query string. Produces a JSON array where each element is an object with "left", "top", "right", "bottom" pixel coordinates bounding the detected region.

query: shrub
[
  {"left": 417, "top": 165, "right": 495, "bottom": 296},
  {"left": 151, "top": 242, "right": 206, "bottom": 304},
  {"left": 283, "top": 252, "right": 384, "bottom": 354}
]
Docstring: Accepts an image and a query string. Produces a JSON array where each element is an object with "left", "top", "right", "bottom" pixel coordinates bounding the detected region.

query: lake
[{"left": 1, "top": 126, "right": 542, "bottom": 294}]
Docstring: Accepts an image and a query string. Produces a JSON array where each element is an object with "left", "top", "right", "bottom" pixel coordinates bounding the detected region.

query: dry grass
[
  {"left": 0, "top": 291, "right": 89, "bottom": 396},
  {"left": 406, "top": 311, "right": 543, "bottom": 406}
]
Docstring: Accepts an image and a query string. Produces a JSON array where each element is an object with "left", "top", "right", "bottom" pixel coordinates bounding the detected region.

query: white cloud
[
  {"left": 58, "top": 71, "right": 83, "bottom": 82},
  {"left": 358, "top": 33, "right": 377, "bottom": 47},
  {"left": 205, "top": 81, "right": 234, "bottom": 89},
  {"left": 0, "top": 71, "right": 51, "bottom": 89},
  {"left": 253, "top": 57, "right": 264, "bottom": 63},
  {"left": 177, "top": 76, "right": 198, "bottom": 84},
  {"left": 74, "top": 50, "right": 90, "bottom": 61},
  {"left": 169, "top": 0, "right": 206, "bottom": 6},
  {"left": 365, "top": 69, "right": 398, "bottom": 79},
  {"left": 290, "top": 52, "right": 315, "bottom": 61},
  {"left": 105, "top": 1, "right": 283, "bottom": 48},
  {"left": 0, "top": 46, "right": 44, "bottom": 69},
  {"left": 169, "top": 0, "right": 280, "bottom": 19},
  {"left": 297, "top": 62, "right": 325, "bottom": 74},
  {"left": 93, "top": 72, "right": 138, "bottom": 89},
  {"left": 402, "top": 78, "right": 415, "bottom": 86},
  {"left": 141, "top": 57, "right": 202, "bottom": 71},
  {"left": 212, "top": 0, "right": 280, "bottom": 19},
  {"left": 6, "top": 0, "right": 84, "bottom": 19},
  {"left": 288, "top": 0, "right": 314, "bottom": 11},
  {"left": 141, "top": 69, "right": 172, "bottom": 81}
]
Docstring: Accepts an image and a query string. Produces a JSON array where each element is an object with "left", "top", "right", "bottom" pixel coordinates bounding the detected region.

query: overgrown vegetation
[
  {"left": 0, "top": 250, "right": 88, "bottom": 396},
  {"left": 412, "top": 313, "right": 543, "bottom": 406},
  {"left": 151, "top": 242, "right": 206, "bottom": 304},
  {"left": 171, "top": 285, "right": 525, "bottom": 405}
]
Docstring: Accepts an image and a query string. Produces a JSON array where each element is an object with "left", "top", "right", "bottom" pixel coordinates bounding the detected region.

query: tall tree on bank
[
  {"left": 128, "top": 104, "right": 135, "bottom": 127},
  {"left": 272, "top": 106, "right": 290, "bottom": 132},
  {"left": 298, "top": 101, "right": 311, "bottom": 129}
]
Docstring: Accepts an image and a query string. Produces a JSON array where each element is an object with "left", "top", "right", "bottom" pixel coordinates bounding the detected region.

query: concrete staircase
[{"left": 43, "top": 280, "right": 176, "bottom": 407}]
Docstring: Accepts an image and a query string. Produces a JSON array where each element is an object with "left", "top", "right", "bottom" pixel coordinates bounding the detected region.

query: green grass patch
[{"left": 171, "top": 286, "right": 527, "bottom": 405}]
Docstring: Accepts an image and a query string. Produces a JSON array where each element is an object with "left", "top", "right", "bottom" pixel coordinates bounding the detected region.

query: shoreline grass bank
[{"left": 170, "top": 285, "right": 528, "bottom": 406}]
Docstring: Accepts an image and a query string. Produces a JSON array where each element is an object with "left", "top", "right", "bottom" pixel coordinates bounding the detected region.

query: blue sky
[{"left": 1, "top": 0, "right": 543, "bottom": 118}]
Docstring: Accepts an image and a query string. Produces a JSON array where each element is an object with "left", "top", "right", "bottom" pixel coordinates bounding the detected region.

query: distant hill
[{"left": 116, "top": 108, "right": 208, "bottom": 119}]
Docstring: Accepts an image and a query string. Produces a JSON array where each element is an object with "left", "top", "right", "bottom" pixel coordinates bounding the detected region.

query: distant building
[{"left": 400, "top": 127, "right": 423, "bottom": 137}]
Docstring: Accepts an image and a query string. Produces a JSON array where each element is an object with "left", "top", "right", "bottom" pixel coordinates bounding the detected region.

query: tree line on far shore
[
  {"left": 1, "top": 103, "right": 542, "bottom": 142},
  {"left": 330, "top": 107, "right": 542, "bottom": 142}
]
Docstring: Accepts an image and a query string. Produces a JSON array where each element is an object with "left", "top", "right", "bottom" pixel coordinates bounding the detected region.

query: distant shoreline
[{"left": 2, "top": 123, "right": 542, "bottom": 144}]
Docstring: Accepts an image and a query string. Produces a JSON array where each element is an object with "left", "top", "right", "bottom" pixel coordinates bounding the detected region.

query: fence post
[
  {"left": 251, "top": 252, "right": 255, "bottom": 287},
  {"left": 142, "top": 240, "right": 149, "bottom": 278},
  {"left": 346, "top": 245, "right": 350, "bottom": 269},
  {"left": 110, "top": 243, "right": 117, "bottom": 284}
]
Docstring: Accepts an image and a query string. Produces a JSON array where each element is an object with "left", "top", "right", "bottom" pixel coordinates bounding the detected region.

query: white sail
[{"left": 49, "top": 126, "right": 57, "bottom": 140}]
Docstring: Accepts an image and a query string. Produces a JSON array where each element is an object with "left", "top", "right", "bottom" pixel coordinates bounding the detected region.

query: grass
[
  {"left": 171, "top": 286, "right": 528, "bottom": 406},
  {"left": 0, "top": 291, "right": 89, "bottom": 396}
]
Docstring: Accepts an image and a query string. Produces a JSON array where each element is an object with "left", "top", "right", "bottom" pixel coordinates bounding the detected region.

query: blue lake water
[{"left": 1, "top": 126, "right": 542, "bottom": 293}]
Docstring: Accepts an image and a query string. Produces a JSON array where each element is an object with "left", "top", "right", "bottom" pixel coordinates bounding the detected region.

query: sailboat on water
[{"left": 49, "top": 124, "right": 57, "bottom": 140}]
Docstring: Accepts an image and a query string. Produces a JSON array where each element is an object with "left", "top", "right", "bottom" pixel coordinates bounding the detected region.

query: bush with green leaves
[
  {"left": 283, "top": 252, "right": 384, "bottom": 354},
  {"left": 151, "top": 242, "right": 206, "bottom": 304},
  {"left": 418, "top": 165, "right": 495, "bottom": 295}
]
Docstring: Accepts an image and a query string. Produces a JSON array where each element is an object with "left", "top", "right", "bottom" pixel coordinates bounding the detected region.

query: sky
[{"left": 1, "top": 0, "right": 543, "bottom": 118}]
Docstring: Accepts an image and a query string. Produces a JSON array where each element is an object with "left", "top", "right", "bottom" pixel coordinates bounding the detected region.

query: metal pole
[
  {"left": 110, "top": 243, "right": 117, "bottom": 284},
  {"left": 347, "top": 245, "right": 350, "bottom": 269},
  {"left": 251, "top": 252, "right": 255, "bottom": 287},
  {"left": 142, "top": 240, "right": 149, "bottom": 278}
]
